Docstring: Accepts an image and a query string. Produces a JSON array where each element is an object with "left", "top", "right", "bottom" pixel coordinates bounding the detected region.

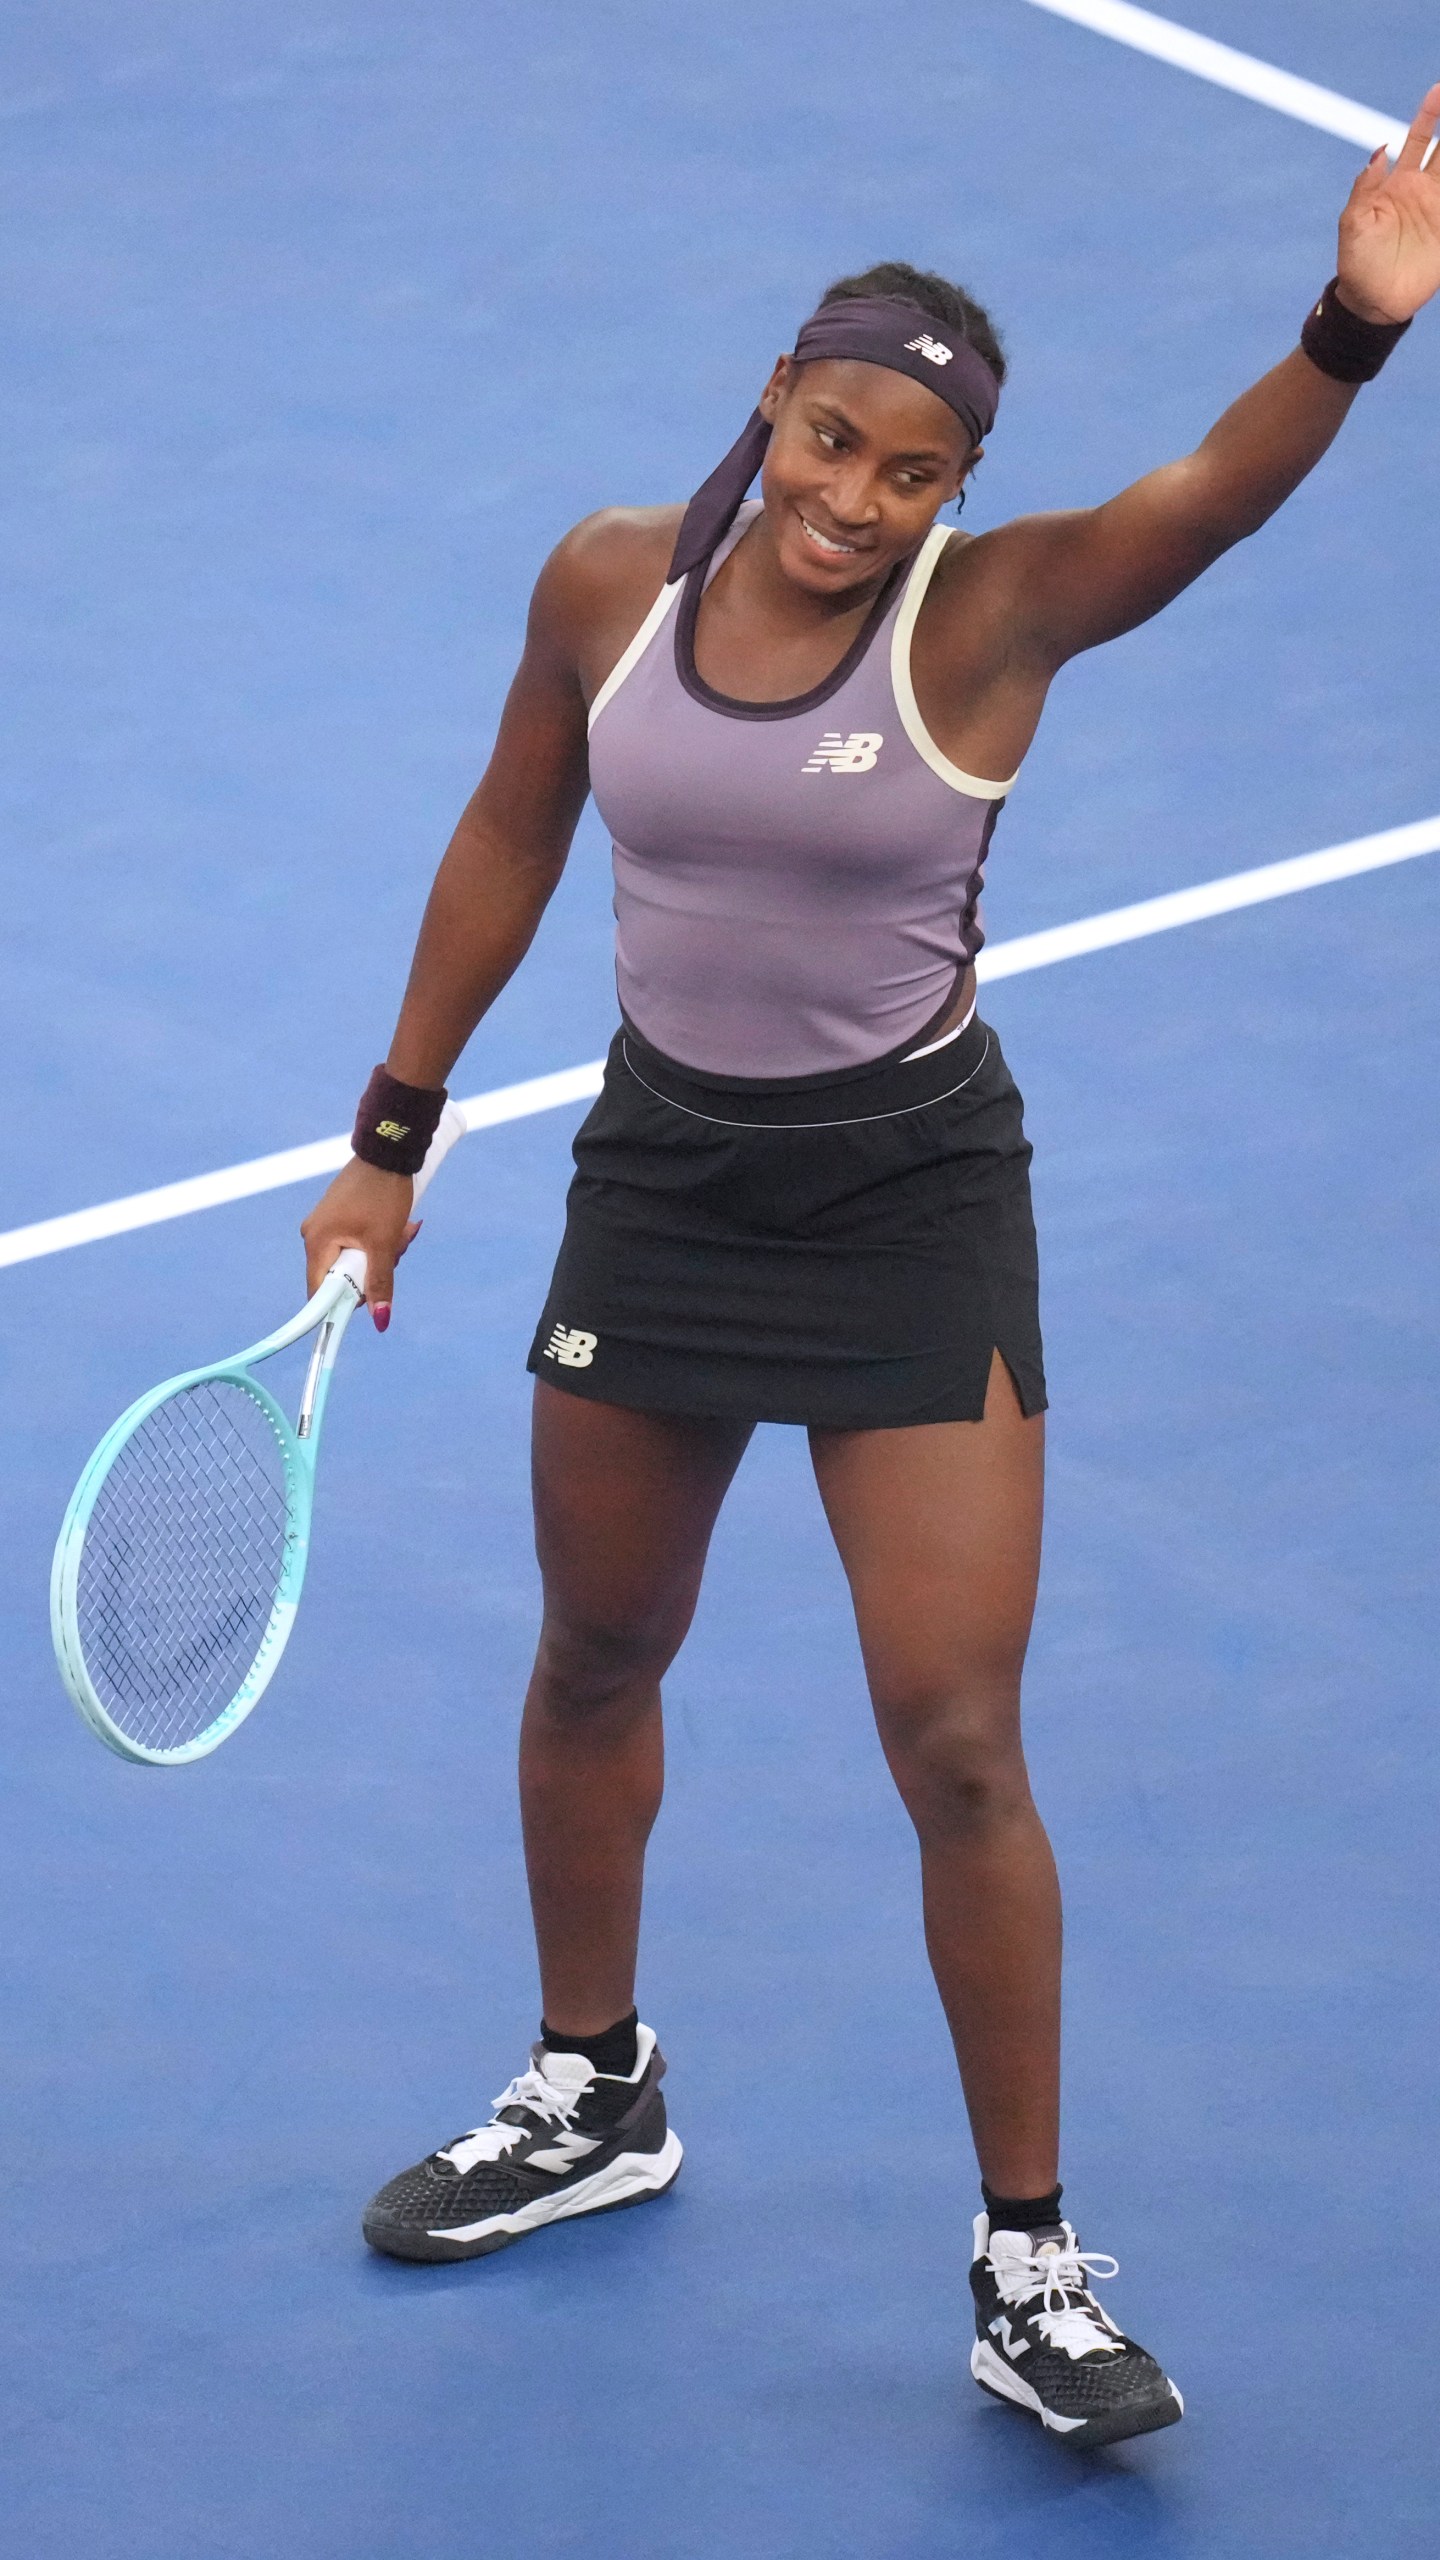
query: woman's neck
[{"left": 715, "top": 504, "right": 901, "bottom": 634}]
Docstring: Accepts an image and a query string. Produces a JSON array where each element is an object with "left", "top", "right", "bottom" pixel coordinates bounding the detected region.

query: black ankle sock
[
  {"left": 540, "top": 2008, "right": 639, "bottom": 2077},
  {"left": 982, "top": 2180, "right": 1064, "bottom": 2234}
]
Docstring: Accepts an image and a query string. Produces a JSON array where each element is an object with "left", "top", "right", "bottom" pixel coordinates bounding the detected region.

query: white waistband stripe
[{"left": 4, "top": 814, "right": 1438, "bottom": 1272}]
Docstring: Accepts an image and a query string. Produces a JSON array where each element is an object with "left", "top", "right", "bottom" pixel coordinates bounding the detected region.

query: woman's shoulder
[
  {"left": 543, "top": 505, "right": 684, "bottom": 604},
  {"left": 529, "top": 508, "right": 686, "bottom": 692}
]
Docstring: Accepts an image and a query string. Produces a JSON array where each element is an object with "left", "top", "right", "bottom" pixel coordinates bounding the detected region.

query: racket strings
[{"left": 75, "top": 1380, "right": 294, "bottom": 1753}]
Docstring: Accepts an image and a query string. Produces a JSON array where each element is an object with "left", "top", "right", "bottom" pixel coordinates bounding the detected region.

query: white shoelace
[
  {"left": 991, "top": 2238, "right": 1124, "bottom": 2358},
  {"left": 438, "top": 2067, "right": 583, "bottom": 2174}
]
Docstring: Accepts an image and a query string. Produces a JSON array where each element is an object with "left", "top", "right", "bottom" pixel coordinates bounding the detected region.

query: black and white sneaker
[
  {"left": 969, "top": 2213, "right": 1183, "bottom": 2447},
  {"left": 362, "top": 2024, "right": 682, "bottom": 2263}
]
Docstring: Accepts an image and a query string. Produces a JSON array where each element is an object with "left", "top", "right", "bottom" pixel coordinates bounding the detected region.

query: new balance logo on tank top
[
  {"left": 586, "top": 503, "right": 1022, "bottom": 1080},
  {"left": 801, "top": 731, "right": 883, "bottom": 774}
]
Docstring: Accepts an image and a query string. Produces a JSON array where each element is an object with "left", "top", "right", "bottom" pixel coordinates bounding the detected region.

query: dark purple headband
[{"left": 669, "top": 295, "right": 1001, "bottom": 579}]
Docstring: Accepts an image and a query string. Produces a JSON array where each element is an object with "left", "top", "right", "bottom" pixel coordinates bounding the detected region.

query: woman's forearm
[
  {"left": 1024, "top": 341, "right": 1366, "bottom": 660},
  {"left": 385, "top": 805, "right": 568, "bottom": 1089},
  {"left": 1186, "top": 347, "right": 1358, "bottom": 544}
]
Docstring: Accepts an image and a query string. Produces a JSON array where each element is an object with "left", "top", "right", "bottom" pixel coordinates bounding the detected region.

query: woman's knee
[
  {"left": 874, "top": 1672, "right": 1033, "bottom": 1834},
  {"left": 529, "top": 1601, "right": 683, "bottom": 1723}
]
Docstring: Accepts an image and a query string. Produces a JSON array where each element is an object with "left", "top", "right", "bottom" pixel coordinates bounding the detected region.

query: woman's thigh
[
  {"left": 807, "top": 1352, "right": 1044, "bottom": 1733},
  {"left": 531, "top": 1381, "right": 753, "bottom": 1661}
]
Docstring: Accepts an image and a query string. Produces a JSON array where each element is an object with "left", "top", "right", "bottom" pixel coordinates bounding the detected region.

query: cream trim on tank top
[
  {"left": 890, "top": 525, "right": 1020, "bottom": 801},
  {"left": 588, "top": 517, "right": 1023, "bottom": 803},
  {"left": 588, "top": 577, "right": 684, "bottom": 734}
]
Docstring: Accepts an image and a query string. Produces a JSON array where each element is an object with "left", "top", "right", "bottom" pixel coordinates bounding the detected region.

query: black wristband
[
  {"left": 1301, "top": 276, "right": 1411, "bottom": 384},
  {"left": 351, "top": 1064, "right": 447, "bottom": 1177}
]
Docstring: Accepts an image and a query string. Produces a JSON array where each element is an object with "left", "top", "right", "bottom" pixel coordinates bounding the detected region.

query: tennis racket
[{"left": 50, "top": 1102, "right": 467, "bottom": 1768}]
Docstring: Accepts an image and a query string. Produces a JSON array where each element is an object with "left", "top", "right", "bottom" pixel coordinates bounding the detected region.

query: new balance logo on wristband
[
  {"left": 544, "top": 1324, "right": 598, "bottom": 1368},
  {"left": 802, "top": 731, "right": 883, "bottom": 774},
  {"left": 904, "top": 331, "right": 954, "bottom": 367},
  {"left": 374, "top": 1119, "right": 410, "bottom": 1141}
]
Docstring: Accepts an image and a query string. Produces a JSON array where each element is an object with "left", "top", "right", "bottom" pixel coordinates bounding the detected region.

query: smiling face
[{"left": 757, "top": 354, "right": 975, "bottom": 595}]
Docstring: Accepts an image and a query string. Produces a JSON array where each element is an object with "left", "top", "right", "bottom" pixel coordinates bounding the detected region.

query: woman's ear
[
  {"left": 757, "top": 355, "right": 793, "bottom": 425},
  {"left": 947, "top": 441, "right": 982, "bottom": 519}
]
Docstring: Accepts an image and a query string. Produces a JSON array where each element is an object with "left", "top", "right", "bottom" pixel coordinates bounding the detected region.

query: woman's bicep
[
  {"left": 467, "top": 657, "right": 591, "bottom": 869},
  {"left": 998, "top": 474, "right": 1225, "bottom": 670},
  {"left": 464, "top": 562, "right": 595, "bottom": 865},
  {"left": 455, "top": 507, "right": 673, "bottom": 868}
]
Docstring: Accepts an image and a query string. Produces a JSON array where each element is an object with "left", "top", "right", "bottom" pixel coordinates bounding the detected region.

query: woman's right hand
[{"left": 300, "top": 1157, "right": 422, "bottom": 1331}]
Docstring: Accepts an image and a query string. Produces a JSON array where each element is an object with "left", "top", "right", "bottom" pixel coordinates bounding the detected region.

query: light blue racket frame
[{"left": 51, "top": 1103, "right": 466, "bottom": 1767}]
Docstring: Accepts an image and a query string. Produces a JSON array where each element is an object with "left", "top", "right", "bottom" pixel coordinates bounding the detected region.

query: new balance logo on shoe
[
  {"left": 544, "top": 1324, "right": 598, "bottom": 1368},
  {"left": 990, "top": 2315, "right": 1032, "bottom": 2359},
  {"left": 526, "top": 2129, "right": 602, "bottom": 2174},
  {"left": 802, "top": 731, "right": 883, "bottom": 774},
  {"left": 905, "top": 331, "right": 954, "bottom": 367}
]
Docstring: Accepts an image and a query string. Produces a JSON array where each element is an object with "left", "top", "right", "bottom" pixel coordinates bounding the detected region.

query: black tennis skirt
[{"left": 526, "top": 1011, "right": 1045, "bottom": 1429}]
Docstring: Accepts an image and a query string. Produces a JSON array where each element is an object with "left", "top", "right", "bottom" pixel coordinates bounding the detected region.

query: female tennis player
[{"left": 303, "top": 95, "right": 1440, "bottom": 2446}]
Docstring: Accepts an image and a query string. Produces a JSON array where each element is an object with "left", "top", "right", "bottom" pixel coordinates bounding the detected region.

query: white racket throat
[{"left": 51, "top": 1101, "right": 466, "bottom": 1768}]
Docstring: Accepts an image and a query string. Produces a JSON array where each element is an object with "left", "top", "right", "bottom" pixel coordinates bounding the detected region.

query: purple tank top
[{"left": 587, "top": 504, "right": 1021, "bottom": 1079}]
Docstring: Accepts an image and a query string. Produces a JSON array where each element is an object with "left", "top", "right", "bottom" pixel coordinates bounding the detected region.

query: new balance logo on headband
[
  {"left": 905, "top": 332, "right": 954, "bottom": 367},
  {"left": 802, "top": 731, "right": 883, "bottom": 774}
]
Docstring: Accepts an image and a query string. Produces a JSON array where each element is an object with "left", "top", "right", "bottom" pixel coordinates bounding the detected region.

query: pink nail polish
[{"left": 373, "top": 1303, "right": 391, "bottom": 1333}]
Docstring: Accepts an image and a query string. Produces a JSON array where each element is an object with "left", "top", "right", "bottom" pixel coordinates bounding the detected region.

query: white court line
[
  {"left": 0, "top": 1062, "right": 609, "bottom": 1274},
  {"left": 1019, "top": 0, "right": 1407, "bottom": 154},
  {"left": 977, "top": 815, "right": 1440, "bottom": 978},
  {"left": 4, "top": 813, "right": 1439, "bottom": 1275}
]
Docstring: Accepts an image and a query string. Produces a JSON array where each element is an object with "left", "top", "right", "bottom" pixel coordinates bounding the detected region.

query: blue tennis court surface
[{"left": 4, "top": 6, "right": 1438, "bottom": 2552}]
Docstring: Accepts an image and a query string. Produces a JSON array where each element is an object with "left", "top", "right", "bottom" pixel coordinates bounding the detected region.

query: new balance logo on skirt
[
  {"left": 802, "top": 731, "right": 883, "bottom": 774},
  {"left": 544, "top": 1323, "right": 597, "bottom": 1368}
]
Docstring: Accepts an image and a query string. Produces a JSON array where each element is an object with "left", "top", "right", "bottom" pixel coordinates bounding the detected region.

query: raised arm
[{"left": 1010, "top": 83, "right": 1440, "bottom": 668}]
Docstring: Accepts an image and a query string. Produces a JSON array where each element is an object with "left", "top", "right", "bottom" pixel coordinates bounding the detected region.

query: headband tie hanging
[{"left": 669, "top": 295, "right": 1001, "bottom": 580}]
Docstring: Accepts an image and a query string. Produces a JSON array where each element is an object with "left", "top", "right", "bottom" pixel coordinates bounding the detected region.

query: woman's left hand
[{"left": 1337, "top": 83, "right": 1440, "bottom": 323}]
